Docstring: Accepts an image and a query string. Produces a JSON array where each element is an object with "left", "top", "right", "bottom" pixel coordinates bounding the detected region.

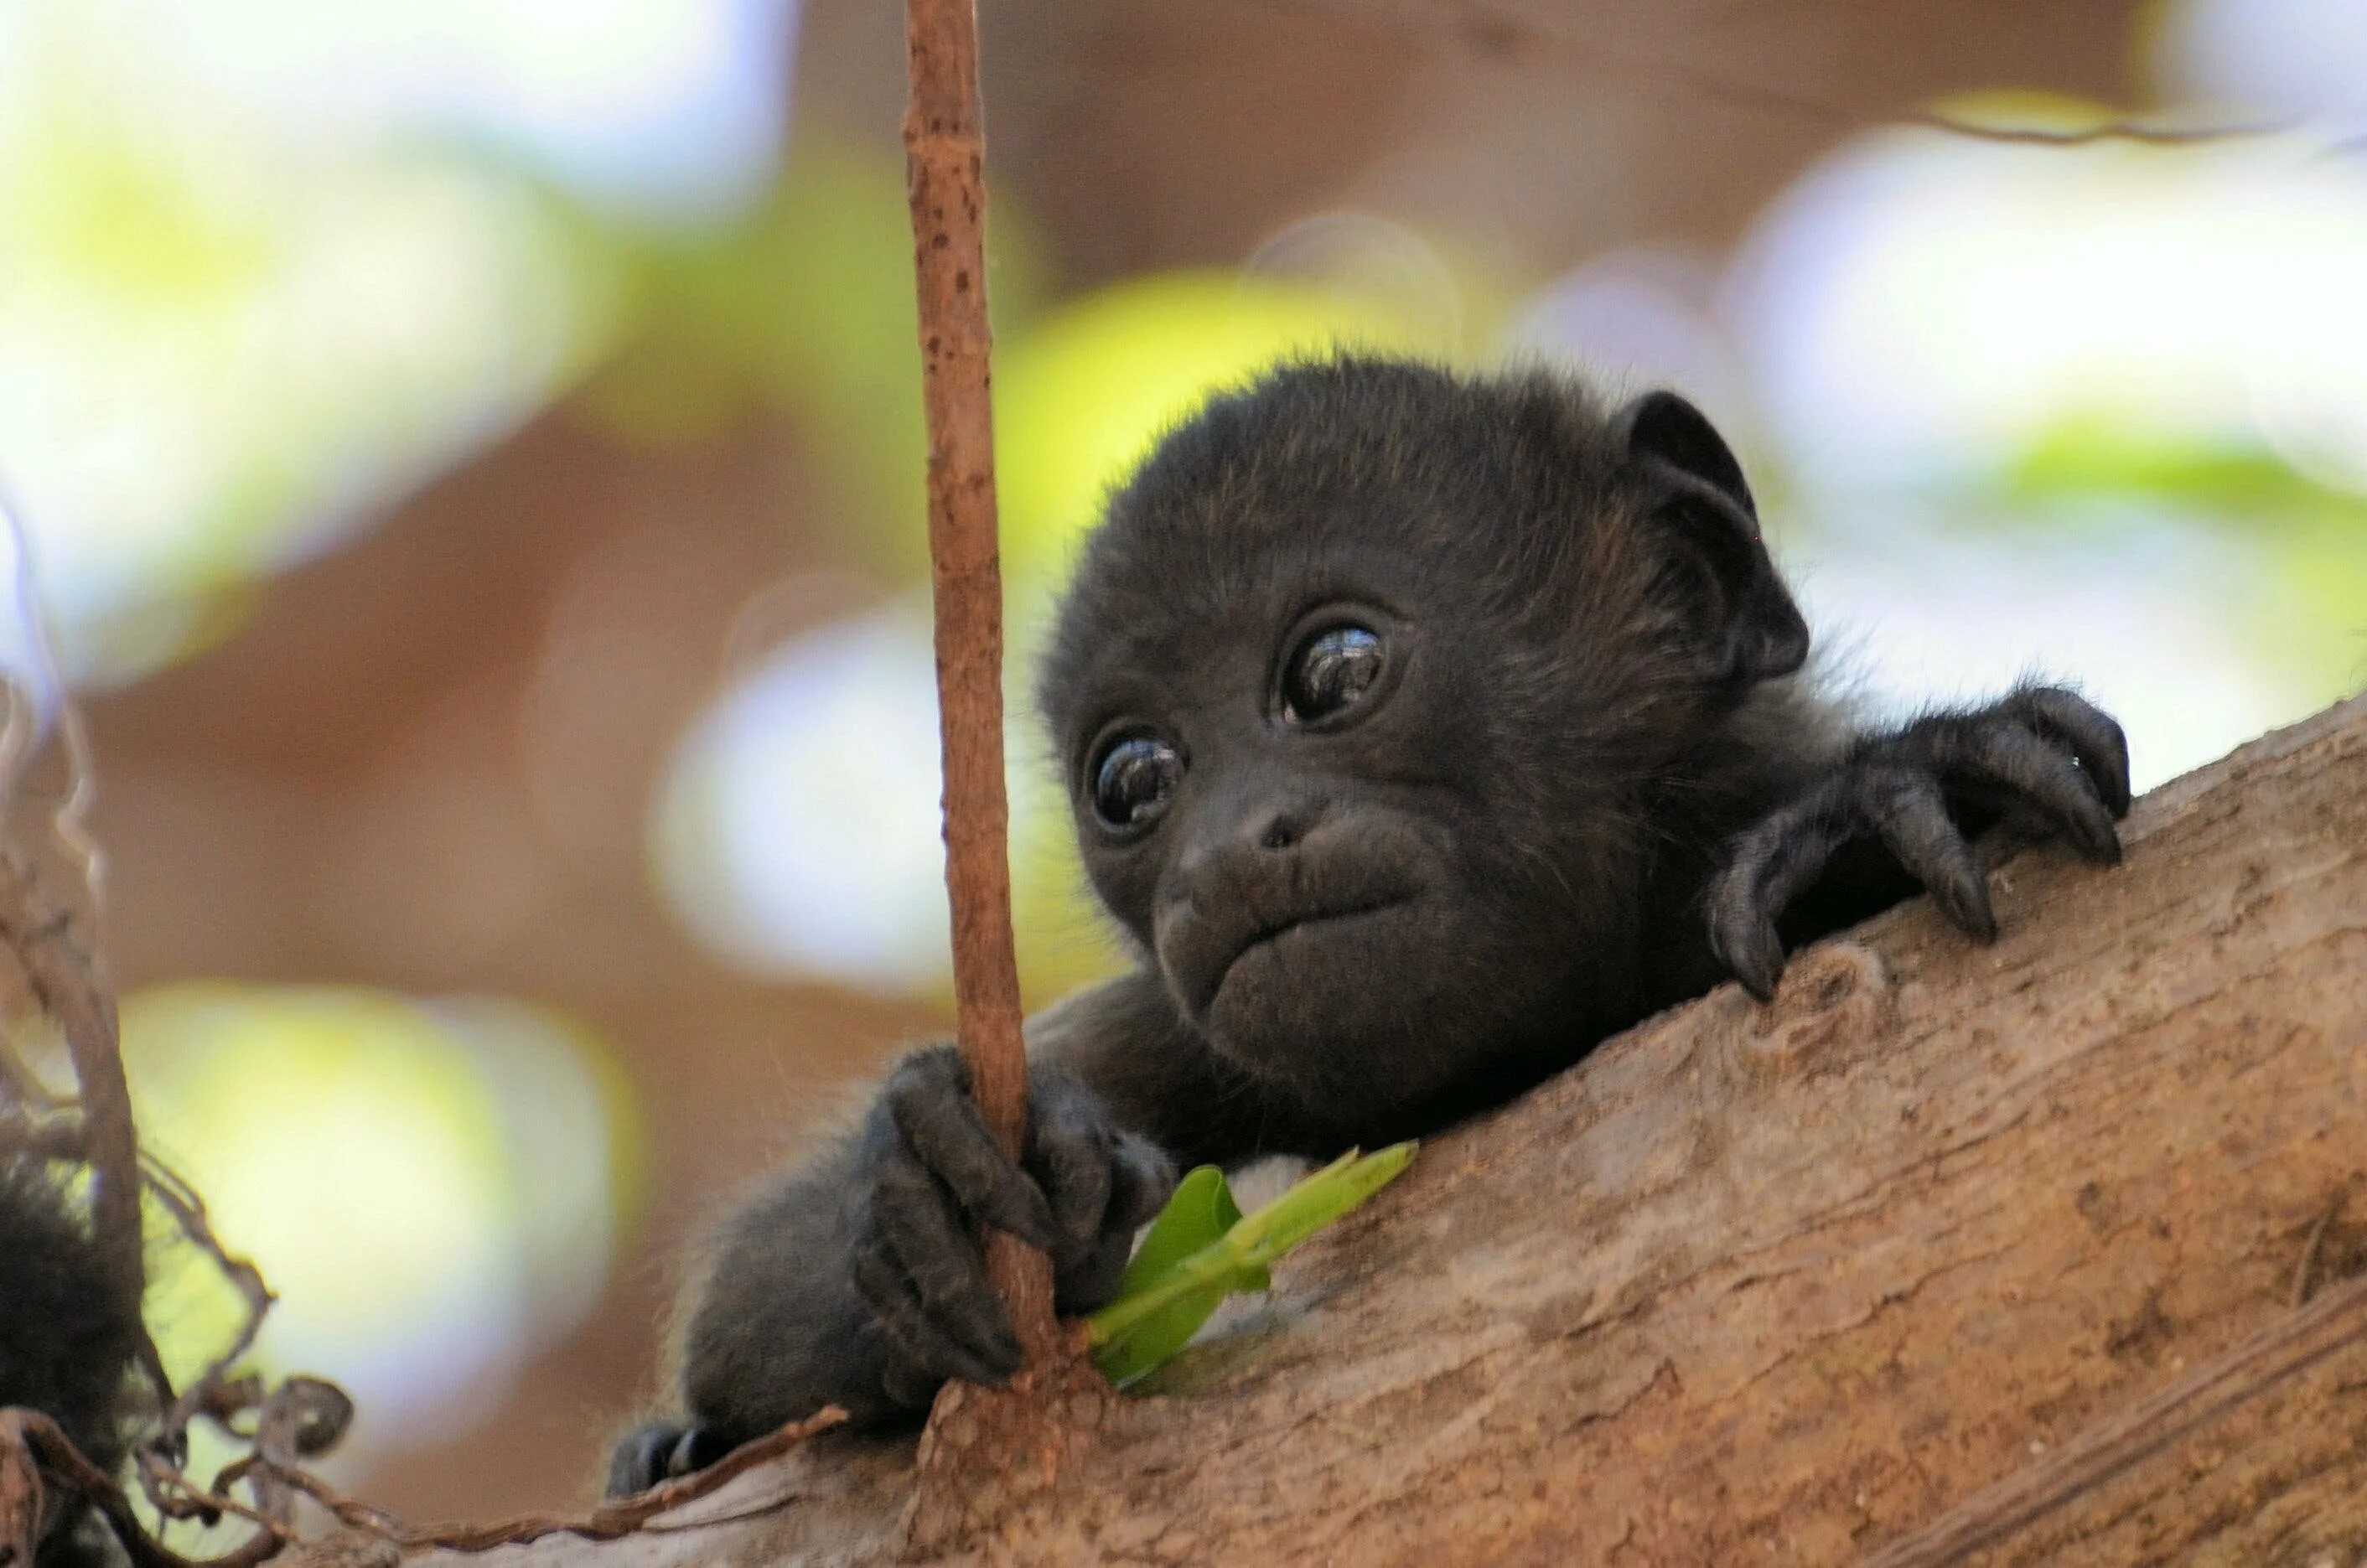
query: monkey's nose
[
  {"left": 1174, "top": 781, "right": 1324, "bottom": 880},
  {"left": 1256, "top": 810, "right": 1308, "bottom": 851},
  {"left": 1178, "top": 812, "right": 1306, "bottom": 886},
  {"left": 1251, "top": 796, "right": 1331, "bottom": 852}
]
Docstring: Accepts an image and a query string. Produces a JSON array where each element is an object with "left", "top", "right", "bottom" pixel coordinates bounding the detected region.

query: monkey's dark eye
[
  {"left": 1281, "top": 624, "right": 1385, "bottom": 723},
  {"left": 1090, "top": 732, "right": 1184, "bottom": 835}
]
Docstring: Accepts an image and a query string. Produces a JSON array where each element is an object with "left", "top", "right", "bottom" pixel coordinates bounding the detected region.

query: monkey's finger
[
  {"left": 1707, "top": 812, "right": 1800, "bottom": 1001},
  {"left": 1709, "top": 784, "right": 1862, "bottom": 999},
  {"left": 2008, "top": 686, "right": 2132, "bottom": 819},
  {"left": 1108, "top": 1132, "right": 1180, "bottom": 1233},
  {"left": 1945, "top": 720, "right": 2123, "bottom": 865},
  {"left": 1864, "top": 771, "right": 1997, "bottom": 942},
  {"left": 882, "top": 1358, "right": 944, "bottom": 1411},
  {"left": 1048, "top": 1134, "right": 1178, "bottom": 1314},
  {"left": 1708, "top": 806, "right": 1819, "bottom": 1000},
  {"left": 673, "top": 1426, "right": 732, "bottom": 1476},
  {"left": 870, "top": 1162, "right": 1025, "bottom": 1377},
  {"left": 606, "top": 1423, "right": 687, "bottom": 1498},
  {"left": 885, "top": 1047, "right": 1059, "bottom": 1249},
  {"left": 852, "top": 1230, "right": 1020, "bottom": 1389},
  {"left": 1054, "top": 1224, "right": 1137, "bottom": 1314},
  {"left": 1027, "top": 1076, "right": 1116, "bottom": 1253},
  {"left": 1708, "top": 901, "right": 1786, "bottom": 1003}
]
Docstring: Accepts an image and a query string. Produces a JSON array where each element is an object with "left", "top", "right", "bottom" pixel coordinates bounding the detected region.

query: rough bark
[{"left": 355, "top": 693, "right": 2367, "bottom": 1565}]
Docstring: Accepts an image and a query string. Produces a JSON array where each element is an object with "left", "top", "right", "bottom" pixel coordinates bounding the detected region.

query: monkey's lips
[
  {"left": 1208, "top": 895, "right": 1417, "bottom": 1007},
  {"left": 1186, "top": 887, "right": 1473, "bottom": 1111}
]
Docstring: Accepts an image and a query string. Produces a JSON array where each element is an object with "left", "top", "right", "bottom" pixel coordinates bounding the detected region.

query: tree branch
[{"left": 313, "top": 693, "right": 2367, "bottom": 1568}]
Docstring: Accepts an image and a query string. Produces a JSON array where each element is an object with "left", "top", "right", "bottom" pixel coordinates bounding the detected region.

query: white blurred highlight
[
  {"left": 1786, "top": 517, "right": 2291, "bottom": 792},
  {"left": 657, "top": 602, "right": 987, "bottom": 994},
  {"left": 2154, "top": 0, "right": 2367, "bottom": 121},
  {"left": 6, "top": 0, "right": 798, "bottom": 220},
  {"left": 1509, "top": 248, "right": 1753, "bottom": 448},
  {"left": 1241, "top": 213, "right": 1469, "bottom": 357},
  {"left": 1726, "top": 132, "right": 2367, "bottom": 493},
  {"left": 122, "top": 986, "right": 625, "bottom": 1453}
]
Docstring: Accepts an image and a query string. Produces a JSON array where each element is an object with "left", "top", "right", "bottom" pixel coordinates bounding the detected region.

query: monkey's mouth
[{"left": 1215, "top": 896, "right": 1413, "bottom": 992}]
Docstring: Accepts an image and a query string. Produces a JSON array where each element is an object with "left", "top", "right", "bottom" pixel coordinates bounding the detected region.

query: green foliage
[
  {"left": 1087, "top": 1142, "right": 1417, "bottom": 1385},
  {"left": 1087, "top": 1167, "right": 1251, "bottom": 1385},
  {"left": 0, "top": 66, "right": 629, "bottom": 681},
  {"left": 576, "top": 140, "right": 1046, "bottom": 577},
  {"left": 2008, "top": 421, "right": 2367, "bottom": 521}
]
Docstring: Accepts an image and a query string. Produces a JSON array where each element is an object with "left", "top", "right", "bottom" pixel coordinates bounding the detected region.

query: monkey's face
[
  {"left": 1051, "top": 552, "right": 1637, "bottom": 1121},
  {"left": 1043, "top": 515, "right": 1648, "bottom": 1122}
]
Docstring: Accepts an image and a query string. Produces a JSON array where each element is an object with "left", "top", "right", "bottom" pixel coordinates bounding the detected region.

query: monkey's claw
[
  {"left": 605, "top": 1421, "right": 727, "bottom": 1498},
  {"left": 1708, "top": 685, "right": 2130, "bottom": 1000}
]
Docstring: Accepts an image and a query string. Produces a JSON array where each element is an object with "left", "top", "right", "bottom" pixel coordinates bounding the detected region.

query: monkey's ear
[{"left": 1613, "top": 391, "right": 1810, "bottom": 687}]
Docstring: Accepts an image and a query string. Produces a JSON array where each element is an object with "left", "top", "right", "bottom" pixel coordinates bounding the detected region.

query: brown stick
[
  {"left": 899, "top": 0, "right": 1055, "bottom": 1356},
  {"left": 223, "top": 1406, "right": 847, "bottom": 1552},
  {"left": 896, "top": 4, "right": 1119, "bottom": 1552}
]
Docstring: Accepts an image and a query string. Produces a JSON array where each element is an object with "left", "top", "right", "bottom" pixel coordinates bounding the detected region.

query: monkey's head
[{"left": 1038, "top": 357, "right": 1808, "bottom": 1123}]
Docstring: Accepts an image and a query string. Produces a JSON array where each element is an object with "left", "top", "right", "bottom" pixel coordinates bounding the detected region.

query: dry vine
[
  {"left": 0, "top": 847, "right": 163, "bottom": 1400},
  {"left": 215, "top": 1406, "right": 847, "bottom": 1553}
]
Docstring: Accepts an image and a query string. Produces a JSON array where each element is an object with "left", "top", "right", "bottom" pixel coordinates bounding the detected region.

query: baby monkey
[
  {"left": 0, "top": 1143, "right": 150, "bottom": 1566},
  {"left": 610, "top": 356, "right": 2129, "bottom": 1491}
]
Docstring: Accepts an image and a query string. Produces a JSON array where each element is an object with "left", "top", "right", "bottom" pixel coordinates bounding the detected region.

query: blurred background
[{"left": 0, "top": 0, "right": 2363, "bottom": 1526}]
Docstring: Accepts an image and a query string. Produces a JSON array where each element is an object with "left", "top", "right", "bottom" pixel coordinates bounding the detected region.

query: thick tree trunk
[{"left": 350, "top": 694, "right": 2367, "bottom": 1566}]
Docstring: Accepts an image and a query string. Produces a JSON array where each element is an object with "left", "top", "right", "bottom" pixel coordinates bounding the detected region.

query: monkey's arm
[
  {"left": 609, "top": 1016, "right": 1178, "bottom": 1494},
  {"left": 1707, "top": 684, "right": 2131, "bottom": 998}
]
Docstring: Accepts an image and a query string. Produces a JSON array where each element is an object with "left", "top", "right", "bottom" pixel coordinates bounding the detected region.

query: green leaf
[
  {"left": 1086, "top": 1142, "right": 1417, "bottom": 1385},
  {"left": 1115, "top": 1165, "right": 1246, "bottom": 1297},
  {"left": 1090, "top": 1279, "right": 1235, "bottom": 1385},
  {"left": 1090, "top": 1167, "right": 1252, "bottom": 1385},
  {"left": 1229, "top": 1142, "right": 1417, "bottom": 1265}
]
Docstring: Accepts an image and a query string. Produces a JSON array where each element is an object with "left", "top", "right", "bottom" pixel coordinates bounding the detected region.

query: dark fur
[
  {"left": 610, "top": 357, "right": 2129, "bottom": 1490},
  {"left": 1, "top": 1140, "right": 147, "bottom": 1566}
]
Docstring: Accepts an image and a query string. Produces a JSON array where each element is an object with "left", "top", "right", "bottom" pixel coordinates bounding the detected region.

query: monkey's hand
[
  {"left": 1707, "top": 685, "right": 2131, "bottom": 1000},
  {"left": 609, "top": 1046, "right": 1174, "bottom": 1497},
  {"left": 847, "top": 1045, "right": 1177, "bottom": 1397}
]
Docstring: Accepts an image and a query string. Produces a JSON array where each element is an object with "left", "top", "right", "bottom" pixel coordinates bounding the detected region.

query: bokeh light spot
[{"left": 122, "top": 984, "right": 632, "bottom": 1452}]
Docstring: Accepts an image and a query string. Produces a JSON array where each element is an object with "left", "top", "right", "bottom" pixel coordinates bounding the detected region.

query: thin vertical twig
[
  {"left": 899, "top": 0, "right": 1057, "bottom": 1355},
  {"left": 898, "top": 3, "right": 1114, "bottom": 1550}
]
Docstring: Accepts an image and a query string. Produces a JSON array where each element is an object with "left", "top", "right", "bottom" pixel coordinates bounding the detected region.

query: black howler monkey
[
  {"left": 600, "top": 354, "right": 2131, "bottom": 1490},
  {"left": 0, "top": 1134, "right": 148, "bottom": 1566}
]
